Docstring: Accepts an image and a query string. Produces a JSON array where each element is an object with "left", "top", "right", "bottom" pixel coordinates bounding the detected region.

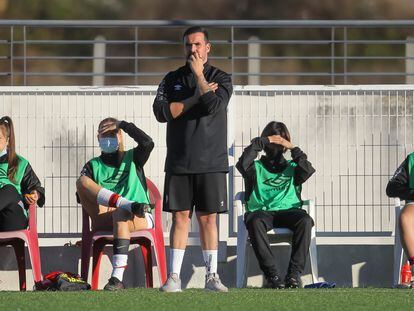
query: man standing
[{"left": 153, "top": 26, "right": 232, "bottom": 292}]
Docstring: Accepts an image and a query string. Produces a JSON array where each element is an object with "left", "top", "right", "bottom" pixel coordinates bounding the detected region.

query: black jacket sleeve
[
  {"left": 80, "top": 161, "right": 93, "bottom": 179},
  {"left": 198, "top": 73, "right": 233, "bottom": 115},
  {"left": 20, "top": 163, "right": 45, "bottom": 207},
  {"left": 153, "top": 75, "right": 174, "bottom": 123},
  {"left": 291, "top": 147, "right": 316, "bottom": 186},
  {"left": 119, "top": 121, "right": 154, "bottom": 167},
  {"left": 386, "top": 157, "right": 414, "bottom": 200},
  {"left": 236, "top": 137, "right": 269, "bottom": 179},
  {"left": 236, "top": 137, "right": 269, "bottom": 201}
]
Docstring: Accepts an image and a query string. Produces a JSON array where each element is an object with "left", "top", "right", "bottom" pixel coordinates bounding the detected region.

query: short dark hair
[{"left": 182, "top": 26, "right": 209, "bottom": 42}]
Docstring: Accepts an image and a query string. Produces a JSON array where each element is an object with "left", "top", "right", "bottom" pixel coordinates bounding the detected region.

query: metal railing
[
  {"left": 3, "top": 20, "right": 414, "bottom": 85},
  {"left": 0, "top": 85, "right": 409, "bottom": 245}
]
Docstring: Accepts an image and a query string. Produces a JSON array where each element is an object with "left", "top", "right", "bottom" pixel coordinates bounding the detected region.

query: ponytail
[{"left": 0, "top": 116, "right": 18, "bottom": 183}]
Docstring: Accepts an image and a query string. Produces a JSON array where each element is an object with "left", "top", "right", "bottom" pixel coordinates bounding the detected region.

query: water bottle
[{"left": 401, "top": 261, "right": 412, "bottom": 284}]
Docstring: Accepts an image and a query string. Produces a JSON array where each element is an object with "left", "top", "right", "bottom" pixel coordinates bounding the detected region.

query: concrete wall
[{"left": 0, "top": 243, "right": 394, "bottom": 290}]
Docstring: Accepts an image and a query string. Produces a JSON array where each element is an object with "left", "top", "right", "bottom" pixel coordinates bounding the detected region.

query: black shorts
[
  {"left": 163, "top": 172, "right": 228, "bottom": 214},
  {"left": 0, "top": 184, "right": 28, "bottom": 231}
]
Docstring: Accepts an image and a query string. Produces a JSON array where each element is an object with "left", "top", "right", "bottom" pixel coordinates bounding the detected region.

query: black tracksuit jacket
[
  {"left": 386, "top": 155, "right": 414, "bottom": 200},
  {"left": 153, "top": 63, "right": 233, "bottom": 174},
  {"left": 0, "top": 154, "right": 45, "bottom": 207}
]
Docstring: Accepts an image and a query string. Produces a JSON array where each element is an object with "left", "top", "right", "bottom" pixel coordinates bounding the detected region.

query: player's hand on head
[
  {"left": 268, "top": 135, "right": 294, "bottom": 150},
  {"left": 98, "top": 121, "right": 119, "bottom": 136},
  {"left": 268, "top": 135, "right": 281, "bottom": 144}
]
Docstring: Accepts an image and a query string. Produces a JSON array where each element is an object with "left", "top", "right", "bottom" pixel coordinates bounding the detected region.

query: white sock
[
  {"left": 97, "top": 188, "right": 134, "bottom": 212},
  {"left": 170, "top": 248, "right": 185, "bottom": 276},
  {"left": 97, "top": 187, "right": 115, "bottom": 206},
  {"left": 111, "top": 254, "right": 128, "bottom": 281},
  {"left": 202, "top": 250, "right": 218, "bottom": 275},
  {"left": 115, "top": 196, "right": 134, "bottom": 213}
]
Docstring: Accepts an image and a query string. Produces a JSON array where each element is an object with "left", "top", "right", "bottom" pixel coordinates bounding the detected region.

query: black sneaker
[
  {"left": 264, "top": 275, "right": 285, "bottom": 289},
  {"left": 285, "top": 272, "right": 300, "bottom": 289},
  {"left": 103, "top": 277, "right": 125, "bottom": 291},
  {"left": 131, "top": 203, "right": 152, "bottom": 217}
]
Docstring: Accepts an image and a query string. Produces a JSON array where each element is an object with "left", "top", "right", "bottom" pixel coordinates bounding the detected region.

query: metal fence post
[
  {"left": 406, "top": 36, "right": 414, "bottom": 83},
  {"left": 231, "top": 26, "right": 234, "bottom": 82},
  {"left": 134, "top": 27, "right": 138, "bottom": 85},
  {"left": 92, "top": 35, "right": 106, "bottom": 86},
  {"left": 344, "top": 27, "right": 348, "bottom": 84},
  {"left": 331, "top": 27, "right": 335, "bottom": 85},
  {"left": 248, "top": 36, "right": 260, "bottom": 85},
  {"left": 10, "top": 26, "right": 13, "bottom": 86},
  {"left": 23, "top": 26, "right": 27, "bottom": 86}
]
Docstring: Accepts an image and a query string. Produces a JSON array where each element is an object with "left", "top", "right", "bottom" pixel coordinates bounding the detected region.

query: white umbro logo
[{"left": 174, "top": 84, "right": 183, "bottom": 91}]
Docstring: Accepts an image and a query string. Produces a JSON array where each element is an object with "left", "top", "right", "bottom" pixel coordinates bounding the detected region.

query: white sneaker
[
  {"left": 160, "top": 273, "right": 182, "bottom": 292},
  {"left": 204, "top": 273, "right": 228, "bottom": 292}
]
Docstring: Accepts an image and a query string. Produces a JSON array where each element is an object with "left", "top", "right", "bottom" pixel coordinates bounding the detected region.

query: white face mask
[{"left": 99, "top": 137, "right": 119, "bottom": 154}]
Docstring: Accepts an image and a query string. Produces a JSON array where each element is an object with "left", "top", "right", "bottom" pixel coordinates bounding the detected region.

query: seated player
[
  {"left": 0, "top": 116, "right": 45, "bottom": 231},
  {"left": 236, "top": 121, "right": 316, "bottom": 288},
  {"left": 386, "top": 152, "right": 414, "bottom": 285},
  {"left": 76, "top": 118, "right": 154, "bottom": 290}
]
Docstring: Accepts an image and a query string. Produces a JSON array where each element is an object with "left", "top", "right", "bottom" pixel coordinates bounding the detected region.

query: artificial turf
[{"left": 1, "top": 288, "right": 414, "bottom": 311}]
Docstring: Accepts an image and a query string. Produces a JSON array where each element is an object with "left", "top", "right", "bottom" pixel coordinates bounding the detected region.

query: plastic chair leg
[
  {"left": 27, "top": 234, "right": 43, "bottom": 283},
  {"left": 81, "top": 234, "right": 93, "bottom": 282},
  {"left": 394, "top": 245, "right": 404, "bottom": 286},
  {"left": 236, "top": 217, "right": 249, "bottom": 288},
  {"left": 140, "top": 241, "right": 153, "bottom": 288},
  {"left": 153, "top": 237, "right": 167, "bottom": 284},
  {"left": 92, "top": 240, "right": 106, "bottom": 290},
  {"left": 11, "top": 239, "right": 26, "bottom": 291},
  {"left": 394, "top": 205, "right": 404, "bottom": 286},
  {"left": 309, "top": 233, "right": 319, "bottom": 283}
]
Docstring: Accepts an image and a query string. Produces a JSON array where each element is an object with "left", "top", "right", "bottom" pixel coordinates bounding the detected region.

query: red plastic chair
[
  {"left": 0, "top": 204, "right": 43, "bottom": 291},
  {"left": 81, "top": 178, "right": 167, "bottom": 290}
]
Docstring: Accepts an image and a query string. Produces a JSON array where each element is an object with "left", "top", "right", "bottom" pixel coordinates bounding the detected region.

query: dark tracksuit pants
[
  {"left": 244, "top": 208, "right": 314, "bottom": 278},
  {"left": 0, "top": 184, "right": 28, "bottom": 231}
]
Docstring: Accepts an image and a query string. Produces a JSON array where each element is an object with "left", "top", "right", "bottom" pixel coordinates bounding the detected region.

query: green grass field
[{"left": 1, "top": 288, "right": 414, "bottom": 311}]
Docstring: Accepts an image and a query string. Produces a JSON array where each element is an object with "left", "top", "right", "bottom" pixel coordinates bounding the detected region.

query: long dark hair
[
  {"left": 261, "top": 121, "right": 291, "bottom": 155},
  {"left": 0, "top": 116, "right": 18, "bottom": 182},
  {"left": 261, "top": 121, "right": 291, "bottom": 141}
]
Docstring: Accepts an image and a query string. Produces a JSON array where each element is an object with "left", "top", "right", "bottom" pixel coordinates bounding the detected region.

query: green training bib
[
  {"left": 0, "top": 155, "right": 29, "bottom": 195},
  {"left": 408, "top": 153, "right": 414, "bottom": 189},
  {"left": 0, "top": 155, "right": 30, "bottom": 218},
  {"left": 246, "top": 159, "right": 302, "bottom": 212},
  {"left": 90, "top": 149, "right": 149, "bottom": 204}
]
